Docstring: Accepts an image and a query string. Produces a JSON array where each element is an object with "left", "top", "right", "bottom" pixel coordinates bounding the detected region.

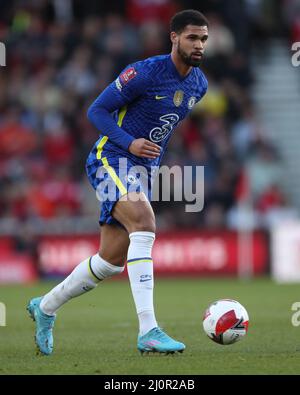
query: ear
[{"left": 170, "top": 31, "right": 178, "bottom": 45}]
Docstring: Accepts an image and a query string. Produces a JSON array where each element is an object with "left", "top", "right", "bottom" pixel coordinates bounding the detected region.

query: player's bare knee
[
  {"left": 98, "top": 251, "right": 127, "bottom": 267},
  {"left": 127, "top": 215, "right": 156, "bottom": 234}
]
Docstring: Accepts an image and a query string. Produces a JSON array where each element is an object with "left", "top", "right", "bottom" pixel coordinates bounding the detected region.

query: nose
[{"left": 194, "top": 40, "right": 203, "bottom": 51}]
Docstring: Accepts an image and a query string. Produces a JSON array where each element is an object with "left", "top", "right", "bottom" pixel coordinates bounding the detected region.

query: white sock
[
  {"left": 127, "top": 231, "right": 158, "bottom": 336},
  {"left": 40, "top": 254, "right": 124, "bottom": 316}
]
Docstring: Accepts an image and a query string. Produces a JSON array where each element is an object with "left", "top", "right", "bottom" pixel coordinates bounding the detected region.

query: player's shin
[
  {"left": 40, "top": 254, "right": 124, "bottom": 316},
  {"left": 127, "top": 231, "right": 158, "bottom": 336}
]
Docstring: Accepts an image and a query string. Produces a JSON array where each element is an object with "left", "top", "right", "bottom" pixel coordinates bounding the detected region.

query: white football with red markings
[{"left": 203, "top": 299, "right": 249, "bottom": 345}]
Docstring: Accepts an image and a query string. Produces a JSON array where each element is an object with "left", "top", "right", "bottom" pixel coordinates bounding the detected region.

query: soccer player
[{"left": 27, "top": 9, "right": 209, "bottom": 355}]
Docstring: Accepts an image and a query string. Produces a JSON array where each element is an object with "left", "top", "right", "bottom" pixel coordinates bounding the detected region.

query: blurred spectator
[
  {"left": 231, "top": 106, "right": 263, "bottom": 159},
  {"left": 126, "top": 0, "right": 178, "bottom": 27},
  {"left": 0, "top": 105, "right": 37, "bottom": 157},
  {"left": 203, "top": 13, "right": 235, "bottom": 58},
  {"left": 245, "top": 141, "right": 283, "bottom": 200},
  {"left": 282, "top": 0, "right": 300, "bottom": 41},
  {"left": 0, "top": 0, "right": 293, "bottom": 236}
]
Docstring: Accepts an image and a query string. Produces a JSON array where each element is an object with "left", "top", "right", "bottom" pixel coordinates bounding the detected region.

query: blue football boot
[
  {"left": 137, "top": 327, "right": 185, "bottom": 354},
  {"left": 27, "top": 297, "right": 56, "bottom": 355}
]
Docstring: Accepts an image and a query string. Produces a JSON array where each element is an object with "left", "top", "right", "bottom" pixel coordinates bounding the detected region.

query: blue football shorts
[{"left": 86, "top": 150, "right": 154, "bottom": 227}]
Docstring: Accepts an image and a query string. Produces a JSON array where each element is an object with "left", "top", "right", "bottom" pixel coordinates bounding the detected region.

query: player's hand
[{"left": 128, "top": 138, "right": 161, "bottom": 159}]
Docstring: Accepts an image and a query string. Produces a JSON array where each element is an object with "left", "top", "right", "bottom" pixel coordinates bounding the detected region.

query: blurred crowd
[{"left": 0, "top": 0, "right": 297, "bottom": 235}]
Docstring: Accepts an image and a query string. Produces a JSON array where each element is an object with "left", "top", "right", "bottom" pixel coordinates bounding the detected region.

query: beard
[{"left": 177, "top": 41, "right": 202, "bottom": 67}]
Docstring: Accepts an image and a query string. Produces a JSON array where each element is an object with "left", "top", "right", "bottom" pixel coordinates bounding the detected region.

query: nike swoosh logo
[
  {"left": 140, "top": 278, "right": 152, "bottom": 282},
  {"left": 155, "top": 95, "right": 167, "bottom": 100}
]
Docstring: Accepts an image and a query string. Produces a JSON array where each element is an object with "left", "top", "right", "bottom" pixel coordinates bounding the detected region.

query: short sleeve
[{"left": 113, "top": 62, "right": 153, "bottom": 102}]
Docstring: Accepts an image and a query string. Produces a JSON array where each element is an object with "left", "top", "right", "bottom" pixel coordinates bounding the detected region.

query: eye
[{"left": 187, "top": 35, "right": 198, "bottom": 41}]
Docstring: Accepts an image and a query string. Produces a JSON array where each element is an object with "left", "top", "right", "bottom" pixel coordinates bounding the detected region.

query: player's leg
[
  {"left": 27, "top": 224, "right": 129, "bottom": 355},
  {"left": 98, "top": 224, "right": 130, "bottom": 266},
  {"left": 40, "top": 224, "right": 129, "bottom": 315},
  {"left": 112, "top": 192, "right": 185, "bottom": 353},
  {"left": 113, "top": 192, "right": 157, "bottom": 336}
]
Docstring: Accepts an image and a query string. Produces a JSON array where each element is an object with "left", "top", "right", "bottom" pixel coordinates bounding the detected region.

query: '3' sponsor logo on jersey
[{"left": 149, "top": 113, "right": 179, "bottom": 143}]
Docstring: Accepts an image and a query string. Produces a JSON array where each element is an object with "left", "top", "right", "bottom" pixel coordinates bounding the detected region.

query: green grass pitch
[{"left": 0, "top": 278, "right": 300, "bottom": 375}]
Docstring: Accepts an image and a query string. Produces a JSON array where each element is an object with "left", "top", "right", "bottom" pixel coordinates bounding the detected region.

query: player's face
[{"left": 175, "top": 25, "right": 209, "bottom": 67}]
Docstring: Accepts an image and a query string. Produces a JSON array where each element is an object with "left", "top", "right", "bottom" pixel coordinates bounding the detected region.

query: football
[{"left": 203, "top": 299, "right": 249, "bottom": 345}]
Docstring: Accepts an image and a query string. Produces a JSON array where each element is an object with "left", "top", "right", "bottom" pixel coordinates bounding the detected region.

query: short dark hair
[{"left": 170, "top": 9, "right": 209, "bottom": 33}]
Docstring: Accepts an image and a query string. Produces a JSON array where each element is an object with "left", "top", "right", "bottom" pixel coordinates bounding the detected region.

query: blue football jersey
[{"left": 87, "top": 54, "right": 208, "bottom": 170}]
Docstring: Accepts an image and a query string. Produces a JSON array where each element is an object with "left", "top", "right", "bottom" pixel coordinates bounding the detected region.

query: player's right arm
[
  {"left": 128, "top": 138, "right": 161, "bottom": 159},
  {"left": 87, "top": 65, "right": 161, "bottom": 159}
]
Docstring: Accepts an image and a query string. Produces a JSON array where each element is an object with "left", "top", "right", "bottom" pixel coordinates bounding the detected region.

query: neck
[{"left": 171, "top": 49, "right": 192, "bottom": 78}]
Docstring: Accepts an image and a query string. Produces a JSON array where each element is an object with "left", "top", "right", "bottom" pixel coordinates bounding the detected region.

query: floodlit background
[{"left": 0, "top": 0, "right": 300, "bottom": 282}]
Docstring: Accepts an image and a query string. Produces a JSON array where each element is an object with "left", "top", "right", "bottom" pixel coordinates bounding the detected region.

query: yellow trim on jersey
[
  {"left": 127, "top": 259, "right": 153, "bottom": 266},
  {"left": 117, "top": 106, "right": 127, "bottom": 127},
  {"left": 96, "top": 136, "right": 108, "bottom": 160},
  {"left": 96, "top": 105, "right": 126, "bottom": 160},
  {"left": 95, "top": 111, "right": 128, "bottom": 196},
  {"left": 101, "top": 157, "right": 127, "bottom": 196}
]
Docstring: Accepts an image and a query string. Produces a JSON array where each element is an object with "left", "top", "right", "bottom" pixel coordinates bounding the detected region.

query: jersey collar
[{"left": 167, "top": 54, "right": 194, "bottom": 81}]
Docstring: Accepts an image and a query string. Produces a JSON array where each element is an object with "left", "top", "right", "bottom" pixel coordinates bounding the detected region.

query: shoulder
[
  {"left": 194, "top": 67, "right": 208, "bottom": 90},
  {"left": 193, "top": 67, "right": 208, "bottom": 96},
  {"left": 130, "top": 54, "right": 170, "bottom": 77},
  {"left": 114, "top": 55, "right": 169, "bottom": 94}
]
